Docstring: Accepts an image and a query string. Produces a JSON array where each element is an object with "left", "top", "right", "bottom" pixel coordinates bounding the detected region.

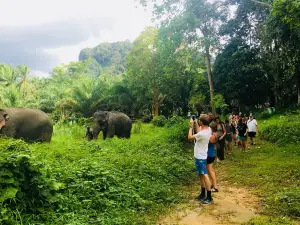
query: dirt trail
[{"left": 158, "top": 178, "right": 260, "bottom": 225}]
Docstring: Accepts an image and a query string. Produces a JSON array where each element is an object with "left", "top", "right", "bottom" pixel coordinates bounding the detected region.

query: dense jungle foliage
[
  {"left": 1, "top": 0, "right": 300, "bottom": 224},
  {"left": 0, "top": 120, "right": 194, "bottom": 225},
  {"left": 1, "top": 0, "right": 300, "bottom": 119},
  {"left": 78, "top": 41, "right": 132, "bottom": 76}
]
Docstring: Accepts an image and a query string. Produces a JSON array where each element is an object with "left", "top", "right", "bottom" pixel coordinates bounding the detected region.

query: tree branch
[
  {"left": 250, "top": 0, "right": 272, "bottom": 9},
  {"left": 158, "top": 95, "right": 166, "bottom": 107}
]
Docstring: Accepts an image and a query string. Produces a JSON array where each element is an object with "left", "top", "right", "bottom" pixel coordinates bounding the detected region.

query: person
[
  {"left": 188, "top": 114, "right": 213, "bottom": 204},
  {"left": 237, "top": 118, "right": 248, "bottom": 151},
  {"left": 207, "top": 122, "right": 218, "bottom": 192},
  {"left": 231, "top": 118, "right": 237, "bottom": 146},
  {"left": 85, "top": 126, "right": 94, "bottom": 141},
  {"left": 215, "top": 116, "right": 226, "bottom": 162},
  {"left": 224, "top": 120, "right": 233, "bottom": 154},
  {"left": 247, "top": 115, "right": 258, "bottom": 145},
  {"left": 207, "top": 112, "right": 217, "bottom": 133},
  {"left": 229, "top": 112, "right": 234, "bottom": 122}
]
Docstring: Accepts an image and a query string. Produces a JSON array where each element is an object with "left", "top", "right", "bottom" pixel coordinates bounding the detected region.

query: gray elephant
[
  {"left": 92, "top": 111, "right": 132, "bottom": 140},
  {"left": 0, "top": 108, "right": 53, "bottom": 143}
]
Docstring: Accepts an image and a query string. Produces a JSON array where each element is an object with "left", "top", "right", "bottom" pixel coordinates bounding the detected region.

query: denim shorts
[{"left": 194, "top": 158, "right": 208, "bottom": 175}]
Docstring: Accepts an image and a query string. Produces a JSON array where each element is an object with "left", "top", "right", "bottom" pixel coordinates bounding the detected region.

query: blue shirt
[{"left": 207, "top": 142, "right": 216, "bottom": 157}]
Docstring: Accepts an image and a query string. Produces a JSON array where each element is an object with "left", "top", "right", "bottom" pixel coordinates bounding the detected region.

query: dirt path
[{"left": 158, "top": 173, "right": 260, "bottom": 225}]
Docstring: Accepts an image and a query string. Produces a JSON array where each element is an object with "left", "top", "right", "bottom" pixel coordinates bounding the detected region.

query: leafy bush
[
  {"left": 132, "top": 120, "right": 143, "bottom": 134},
  {"left": 0, "top": 124, "right": 195, "bottom": 224},
  {"left": 78, "top": 117, "right": 93, "bottom": 126},
  {"left": 258, "top": 109, "right": 272, "bottom": 119},
  {"left": 141, "top": 115, "right": 153, "bottom": 123},
  {"left": 260, "top": 113, "right": 300, "bottom": 145},
  {"left": 0, "top": 139, "right": 58, "bottom": 224},
  {"left": 166, "top": 116, "right": 189, "bottom": 143},
  {"left": 152, "top": 115, "right": 167, "bottom": 127}
]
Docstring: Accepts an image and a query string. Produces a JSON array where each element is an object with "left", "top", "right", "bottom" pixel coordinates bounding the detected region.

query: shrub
[
  {"left": 260, "top": 113, "right": 300, "bottom": 145},
  {"left": 141, "top": 115, "right": 153, "bottom": 123},
  {"left": 152, "top": 115, "right": 167, "bottom": 127},
  {"left": 132, "top": 120, "right": 143, "bottom": 134},
  {"left": 258, "top": 109, "right": 272, "bottom": 119},
  {"left": 0, "top": 124, "right": 196, "bottom": 224},
  {"left": 78, "top": 117, "right": 93, "bottom": 126},
  {"left": 166, "top": 116, "right": 189, "bottom": 143},
  {"left": 0, "top": 139, "right": 59, "bottom": 224}
]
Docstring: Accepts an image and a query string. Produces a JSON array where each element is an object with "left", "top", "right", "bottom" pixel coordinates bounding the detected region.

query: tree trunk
[
  {"left": 153, "top": 88, "right": 166, "bottom": 117},
  {"left": 153, "top": 88, "right": 159, "bottom": 117},
  {"left": 205, "top": 46, "right": 216, "bottom": 116}
]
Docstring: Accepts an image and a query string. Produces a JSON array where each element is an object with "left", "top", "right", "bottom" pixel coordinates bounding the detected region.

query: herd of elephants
[{"left": 0, "top": 108, "right": 132, "bottom": 143}]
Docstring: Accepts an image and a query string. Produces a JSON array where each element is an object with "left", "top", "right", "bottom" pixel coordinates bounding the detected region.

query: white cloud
[{"left": 0, "top": 0, "right": 153, "bottom": 74}]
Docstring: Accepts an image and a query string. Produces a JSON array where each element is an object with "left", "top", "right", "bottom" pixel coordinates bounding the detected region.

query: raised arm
[{"left": 188, "top": 119, "right": 196, "bottom": 140}]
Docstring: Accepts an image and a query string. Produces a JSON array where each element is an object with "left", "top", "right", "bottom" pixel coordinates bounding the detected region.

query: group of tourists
[
  {"left": 228, "top": 112, "right": 258, "bottom": 151},
  {"left": 187, "top": 112, "right": 258, "bottom": 205}
]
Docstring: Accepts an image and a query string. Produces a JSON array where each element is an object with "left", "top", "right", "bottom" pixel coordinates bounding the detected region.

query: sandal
[{"left": 211, "top": 185, "right": 219, "bottom": 192}]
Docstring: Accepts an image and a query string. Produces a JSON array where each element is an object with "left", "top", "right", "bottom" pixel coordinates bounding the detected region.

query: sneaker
[
  {"left": 202, "top": 198, "right": 213, "bottom": 205},
  {"left": 195, "top": 195, "right": 206, "bottom": 201}
]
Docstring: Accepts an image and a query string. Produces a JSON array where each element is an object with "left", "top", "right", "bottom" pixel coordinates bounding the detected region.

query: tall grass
[
  {"left": 224, "top": 112, "right": 300, "bottom": 224},
  {"left": 0, "top": 122, "right": 196, "bottom": 224}
]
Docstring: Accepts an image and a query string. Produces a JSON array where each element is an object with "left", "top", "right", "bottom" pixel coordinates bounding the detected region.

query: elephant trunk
[{"left": 92, "top": 124, "right": 101, "bottom": 139}]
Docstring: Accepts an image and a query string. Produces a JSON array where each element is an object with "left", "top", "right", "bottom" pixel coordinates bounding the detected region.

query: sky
[{"left": 0, "top": 0, "right": 153, "bottom": 77}]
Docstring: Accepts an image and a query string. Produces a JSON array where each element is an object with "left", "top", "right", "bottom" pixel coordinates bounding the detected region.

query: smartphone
[{"left": 192, "top": 115, "right": 196, "bottom": 121}]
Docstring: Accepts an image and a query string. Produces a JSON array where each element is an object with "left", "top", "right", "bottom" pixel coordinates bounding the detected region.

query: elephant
[
  {"left": 92, "top": 111, "right": 132, "bottom": 140},
  {"left": 0, "top": 108, "right": 53, "bottom": 143}
]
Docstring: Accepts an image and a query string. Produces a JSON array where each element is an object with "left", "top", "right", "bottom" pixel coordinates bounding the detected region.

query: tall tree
[
  {"left": 127, "top": 27, "right": 166, "bottom": 117},
  {"left": 139, "top": 0, "right": 228, "bottom": 115}
]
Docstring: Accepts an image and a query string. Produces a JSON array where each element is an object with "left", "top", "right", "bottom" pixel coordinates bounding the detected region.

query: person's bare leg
[
  {"left": 242, "top": 140, "right": 246, "bottom": 151},
  {"left": 203, "top": 174, "right": 211, "bottom": 191},
  {"left": 207, "top": 163, "right": 217, "bottom": 189},
  {"left": 229, "top": 141, "right": 232, "bottom": 153}
]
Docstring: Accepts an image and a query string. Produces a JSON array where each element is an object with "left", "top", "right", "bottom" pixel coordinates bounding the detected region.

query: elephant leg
[
  {"left": 103, "top": 130, "right": 107, "bottom": 140},
  {"left": 106, "top": 125, "right": 115, "bottom": 138}
]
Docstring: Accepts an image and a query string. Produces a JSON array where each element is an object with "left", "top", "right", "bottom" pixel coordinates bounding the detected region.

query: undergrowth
[
  {"left": 260, "top": 110, "right": 300, "bottom": 145},
  {"left": 0, "top": 121, "right": 195, "bottom": 224},
  {"left": 224, "top": 121, "right": 300, "bottom": 223}
]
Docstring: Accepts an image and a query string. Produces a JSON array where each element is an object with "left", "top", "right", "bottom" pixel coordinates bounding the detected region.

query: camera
[{"left": 191, "top": 115, "right": 196, "bottom": 121}]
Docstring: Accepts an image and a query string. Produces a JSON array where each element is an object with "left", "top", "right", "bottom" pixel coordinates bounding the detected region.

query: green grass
[
  {"left": 222, "top": 113, "right": 300, "bottom": 224},
  {"left": 1, "top": 113, "right": 300, "bottom": 224},
  {"left": 0, "top": 123, "right": 197, "bottom": 225},
  {"left": 259, "top": 110, "right": 300, "bottom": 145}
]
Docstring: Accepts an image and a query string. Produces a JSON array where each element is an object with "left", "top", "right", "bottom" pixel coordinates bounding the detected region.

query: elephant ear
[{"left": 104, "top": 112, "right": 109, "bottom": 123}]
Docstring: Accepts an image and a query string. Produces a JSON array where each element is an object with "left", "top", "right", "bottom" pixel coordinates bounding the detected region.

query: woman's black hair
[{"left": 238, "top": 118, "right": 243, "bottom": 125}]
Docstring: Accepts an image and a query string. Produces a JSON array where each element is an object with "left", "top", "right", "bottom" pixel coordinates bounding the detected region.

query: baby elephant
[{"left": 92, "top": 111, "right": 132, "bottom": 140}]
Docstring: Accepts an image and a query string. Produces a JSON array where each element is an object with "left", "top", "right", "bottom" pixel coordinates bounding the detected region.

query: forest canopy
[{"left": 1, "top": 0, "right": 300, "bottom": 120}]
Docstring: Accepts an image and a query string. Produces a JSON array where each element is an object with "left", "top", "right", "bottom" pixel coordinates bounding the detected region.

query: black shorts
[
  {"left": 207, "top": 156, "right": 216, "bottom": 164},
  {"left": 248, "top": 132, "right": 256, "bottom": 138}
]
